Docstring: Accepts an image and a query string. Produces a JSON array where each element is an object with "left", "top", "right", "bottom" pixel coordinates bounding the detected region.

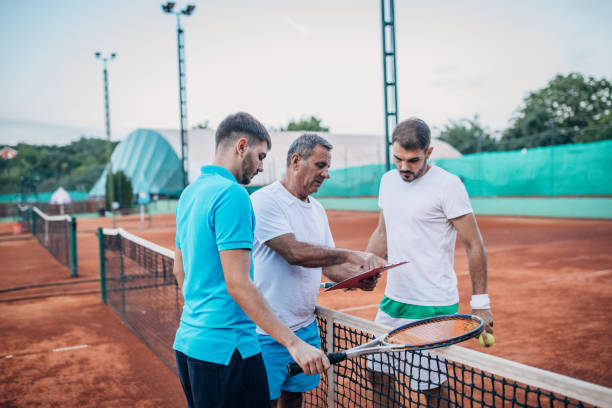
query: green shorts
[{"left": 379, "top": 295, "right": 458, "bottom": 319}]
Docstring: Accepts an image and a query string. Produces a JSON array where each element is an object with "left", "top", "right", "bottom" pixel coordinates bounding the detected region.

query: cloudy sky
[{"left": 1, "top": 0, "right": 611, "bottom": 145}]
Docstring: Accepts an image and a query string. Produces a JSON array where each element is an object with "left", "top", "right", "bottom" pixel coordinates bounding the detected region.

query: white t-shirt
[
  {"left": 252, "top": 181, "right": 335, "bottom": 334},
  {"left": 379, "top": 165, "right": 472, "bottom": 306}
]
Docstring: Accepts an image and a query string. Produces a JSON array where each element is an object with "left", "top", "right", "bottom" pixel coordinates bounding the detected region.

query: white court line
[
  {"left": 52, "top": 344, "right": 89, "bottom": 353},
  {"left": 338, "top": 303, "right": 379, "bottom": 313},
  {"left": 1, "top": 344, "right": 89, "bottom": 359}
]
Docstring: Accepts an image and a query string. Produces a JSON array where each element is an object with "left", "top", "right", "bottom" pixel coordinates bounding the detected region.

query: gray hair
[{"left": 286, "top": 134, "right": 333, "bottom": 167}]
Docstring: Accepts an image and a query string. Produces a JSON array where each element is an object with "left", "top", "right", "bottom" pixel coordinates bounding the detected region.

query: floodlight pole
[
  {"left": 162, "top": 2, "right": 196, "bottom": 189},
  {"left": 95, "top": 52, "right": 116, "bottom": 208},
  {"left": 380, "top": 0, "right": 399, "bottom": 171}
]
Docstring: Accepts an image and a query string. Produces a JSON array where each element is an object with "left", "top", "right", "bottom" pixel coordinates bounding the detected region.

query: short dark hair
[
  {"left": 392, "top": 118, "right": 431, "bottom": 151},
  {"left": 286, "top": 134, "right": 333, "bottom": 167},
  {"left": 215, "top": 112, "right": 271, "bottom": 149}
]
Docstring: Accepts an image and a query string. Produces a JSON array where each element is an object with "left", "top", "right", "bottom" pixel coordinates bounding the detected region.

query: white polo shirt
[
  {"left": 379, "top": 166, "right": 473, "bottom": 306},
  {"left": 251, "top": 181, "right": 334, "bottom": 334}
]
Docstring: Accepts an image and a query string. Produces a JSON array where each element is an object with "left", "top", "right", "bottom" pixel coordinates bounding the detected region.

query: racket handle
[
  {"left": 287, "top": 352, "right": 348, "bottom": 377},
  {"left": 287, "top": 362, "right": 303, "bottom": 376},
  {"left": 327, "top": 351, "right": 348, "bottom": 365}
]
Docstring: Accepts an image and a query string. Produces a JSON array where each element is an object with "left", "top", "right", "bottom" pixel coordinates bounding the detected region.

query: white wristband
[{"left": 470, "top": 294, "right": 490, "bottom": 309}]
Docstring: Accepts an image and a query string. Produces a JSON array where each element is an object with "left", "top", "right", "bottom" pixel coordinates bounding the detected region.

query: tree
[
  {"left": 105, "top": 170, "right": 133, "bottom": 210},
  {"left": 0, "top": 137, "right": 117, "bottom": 195},
  {"left": 437, "top": 115, "right": 498, "bottom": 154},
  {"left": 282, "top": 115, "right": 329, "bottom": 132},
  {"left": 502, "top": 73, "right": 612, "bottom": 149}
]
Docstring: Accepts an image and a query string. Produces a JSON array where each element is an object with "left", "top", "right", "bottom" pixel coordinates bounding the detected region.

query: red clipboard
[{"left": 324, "top": 261, "right": 408, "bottom": 292}]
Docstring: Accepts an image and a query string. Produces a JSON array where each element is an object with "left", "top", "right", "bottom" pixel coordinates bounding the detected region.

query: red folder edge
[{"left": 324, "top": 261, "right": 409, "bottom": 291}]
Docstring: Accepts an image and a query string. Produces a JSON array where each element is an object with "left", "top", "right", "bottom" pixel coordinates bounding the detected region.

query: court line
[{"left": 2, "top": 344, "right": 90, "bottom": 359}]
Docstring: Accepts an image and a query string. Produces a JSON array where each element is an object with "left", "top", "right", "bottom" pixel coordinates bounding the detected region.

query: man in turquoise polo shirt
[{"left": 172, "top": 112, "right": 329, "bottom": 408}]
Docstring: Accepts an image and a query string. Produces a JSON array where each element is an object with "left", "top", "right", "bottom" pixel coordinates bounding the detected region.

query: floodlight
[
  {"left": 182, "top": 4, "right": 196, "bottom": 15},
  {"left": 95, "top": 51, "right": 101, "bottom": 58},
  {"left": 110, "top": 53, "right": 117, "bottom": 59},
  {"left": 161, "top": 2, "right": 176, "bottom": 13}
]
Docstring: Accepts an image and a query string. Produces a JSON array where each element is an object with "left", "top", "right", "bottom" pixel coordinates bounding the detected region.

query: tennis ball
[{"left": 478, "top": 333, "right": 495, "bottom": 347}]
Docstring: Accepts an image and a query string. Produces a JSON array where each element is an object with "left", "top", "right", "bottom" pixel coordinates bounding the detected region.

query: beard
[
  {"left": 399, "top": 161, "right": 428, "bottom": 182},
  {"left": 239, "top": 154, "right": 257, "bottom": 185}
]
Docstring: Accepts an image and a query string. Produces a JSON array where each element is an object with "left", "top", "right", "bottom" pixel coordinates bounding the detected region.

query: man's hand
[
  {"left": 286, "top": 339, "right": 330, "bottom": 375},
  {"left": 471, "top": 308, "right": 494, "bottom": 346},
  {"left": 357, "top": 274, "right": 380, "bottom": 291},
  {"left": 347, "top": 251, "right": 386, "bottom": 271}
]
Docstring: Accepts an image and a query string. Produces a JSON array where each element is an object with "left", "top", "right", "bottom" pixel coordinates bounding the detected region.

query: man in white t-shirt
[
  {"left": 252, "top": 134, "right": 386, "bottom": 408},
  {"left": 366, "top": 118, "right": 494, "bottom": 408}
]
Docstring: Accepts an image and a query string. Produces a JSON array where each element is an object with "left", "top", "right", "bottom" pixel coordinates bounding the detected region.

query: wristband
[{"left": 470, "top": 294, "right": 490, "bottom": 309}]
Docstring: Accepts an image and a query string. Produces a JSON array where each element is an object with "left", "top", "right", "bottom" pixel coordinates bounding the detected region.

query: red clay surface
[{"left": 1, "top": 211, "right": 611, "bottom": 407}]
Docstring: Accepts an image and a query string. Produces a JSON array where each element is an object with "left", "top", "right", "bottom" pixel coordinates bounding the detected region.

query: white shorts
[{"left": 367, "top": 308, "right": 448, "bottom": 390}]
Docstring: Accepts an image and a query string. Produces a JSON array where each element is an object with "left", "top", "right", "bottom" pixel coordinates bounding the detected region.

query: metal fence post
[
  {"left": 97, "top": 228, "right": 106, "bottom": 303},
  {"left": 70, "top": 217, "right": 78, "bottom": 277}
]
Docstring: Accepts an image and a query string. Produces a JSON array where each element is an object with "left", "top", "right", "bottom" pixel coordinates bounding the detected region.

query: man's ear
[
  {"left": 289, "top": 153, "right": 301, "bottom": 169},
  {"left": 236, "top": 138, "right": 248, "bottom": 157},
  {"left": 425, "top": 146, "right": 434, "bottom": 161}
]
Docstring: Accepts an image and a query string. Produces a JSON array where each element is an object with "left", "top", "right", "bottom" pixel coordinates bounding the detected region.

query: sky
[{"left": 1, "top": 0, "right": 611, "bottom": 146}]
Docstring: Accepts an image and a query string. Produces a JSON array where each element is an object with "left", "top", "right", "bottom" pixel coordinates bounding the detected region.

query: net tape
[{"left": 100, "top": 228, "right": 611, "bottom": 408}]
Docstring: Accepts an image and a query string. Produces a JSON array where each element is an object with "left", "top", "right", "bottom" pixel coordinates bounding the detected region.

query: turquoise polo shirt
[{"left": 173, "top": 165, "right": 260, "bottom": 365}]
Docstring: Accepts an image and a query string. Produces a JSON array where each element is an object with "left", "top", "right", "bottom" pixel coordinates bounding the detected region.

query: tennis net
[
  {"left": 28, "top": 206, "right": 78, "bottom": 277},
  {"left": 98, "top": 228, "right": 612, "bottom": 408}
]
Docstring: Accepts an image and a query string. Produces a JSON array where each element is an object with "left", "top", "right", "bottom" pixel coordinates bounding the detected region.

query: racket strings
[{"left": 385, "top": 318, "right": 478, "bottom": 346}]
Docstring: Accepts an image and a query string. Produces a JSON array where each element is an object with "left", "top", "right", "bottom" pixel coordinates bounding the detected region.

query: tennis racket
[{"left": 287, "top": 314, "right": 484, "bottom": 376}]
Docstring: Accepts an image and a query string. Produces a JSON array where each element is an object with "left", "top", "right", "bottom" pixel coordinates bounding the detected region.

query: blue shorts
[{"left": 258, "top": 320, "right": 321, "bottom": 400}]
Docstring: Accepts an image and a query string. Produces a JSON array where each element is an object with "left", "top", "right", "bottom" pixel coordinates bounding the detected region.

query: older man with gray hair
[{"left": 251, "top": 133, "right": 386, "bottom": 408}]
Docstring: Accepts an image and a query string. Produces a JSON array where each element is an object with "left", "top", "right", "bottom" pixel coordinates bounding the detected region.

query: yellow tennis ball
[{"left": 478, "top": 333, "right": 495, "bottom": 347}]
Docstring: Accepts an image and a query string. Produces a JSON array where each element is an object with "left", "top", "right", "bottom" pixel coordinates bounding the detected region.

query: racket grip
[
  {"left": 327, "top": 351, "right": 347, "bottom": 365},
  {"left": 286, "top": 352, "right": 348, "bottom": 377},
  {"left": 287, "top": 362, "right": 303, "bottom": 376}
]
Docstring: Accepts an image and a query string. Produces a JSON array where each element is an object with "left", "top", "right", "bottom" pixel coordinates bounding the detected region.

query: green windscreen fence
[
  {"left": 314, "top": 140, "right": 612, "bottom": 198},
  {"left": 315, "top": 164, "right": 385, "bottom": 197},
  {"left": 435, "top": 140, "right": 612, "bottom": 197}
]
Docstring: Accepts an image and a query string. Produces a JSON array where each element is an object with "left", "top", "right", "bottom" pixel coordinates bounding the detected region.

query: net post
[
  {"left": 119, "top": 235, "right": 126, "bottom": 318},
  {"left": 69, "top": 217, "right": 78, "bottom": 277},
  {"left": 326, "top": 311, "right": 336, "bottom": 408},
  {"left": 31, "top": 208, "right": 37, "bottom": 236},
  {"left": 97, "top": 228, "right": 107, "bottom": 303}
]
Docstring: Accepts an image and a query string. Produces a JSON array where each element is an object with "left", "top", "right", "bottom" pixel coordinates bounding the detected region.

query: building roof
[{"left": 1, "top": 146, "right": 17, "bottom": 159}]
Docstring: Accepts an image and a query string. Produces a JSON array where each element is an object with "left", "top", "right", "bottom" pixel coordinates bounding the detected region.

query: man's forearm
[
  {"left": 467, "top": 245, "right": 487, "bottom": 294},
  {"left": 366, "top": 230, "right": 387, "bottom": 258},
  {"left": 285, "top": 242, "right": 352, "bottom": 267}
]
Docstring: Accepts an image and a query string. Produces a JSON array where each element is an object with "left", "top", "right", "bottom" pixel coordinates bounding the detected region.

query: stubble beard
[
  {"left": 400, "top": 162, "right": 428, "bottom": 183},
  {"left": 240, "top": 154, "right": 257, "bottom": 185}
]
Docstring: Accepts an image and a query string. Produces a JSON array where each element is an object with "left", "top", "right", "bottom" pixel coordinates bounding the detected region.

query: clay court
[{"left": 1, "top": 211, "right": 611, "bottom": 407}]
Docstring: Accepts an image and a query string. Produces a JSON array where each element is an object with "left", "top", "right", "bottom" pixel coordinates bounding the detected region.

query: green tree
[
  {"left": 105, "top": 170, "right": 133, "bottom": 210},
  {"left": 282, "top": 115, "right": 330, "bottom": 132},
  {"left": 437, "top": 116, "right": 498, "bottom": 154},
  {"left": 502, "top": 73, "right": 612, "bottom": 149},
  {"left": 0, "top": 137, "right": 117, "bottom": 195}
]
